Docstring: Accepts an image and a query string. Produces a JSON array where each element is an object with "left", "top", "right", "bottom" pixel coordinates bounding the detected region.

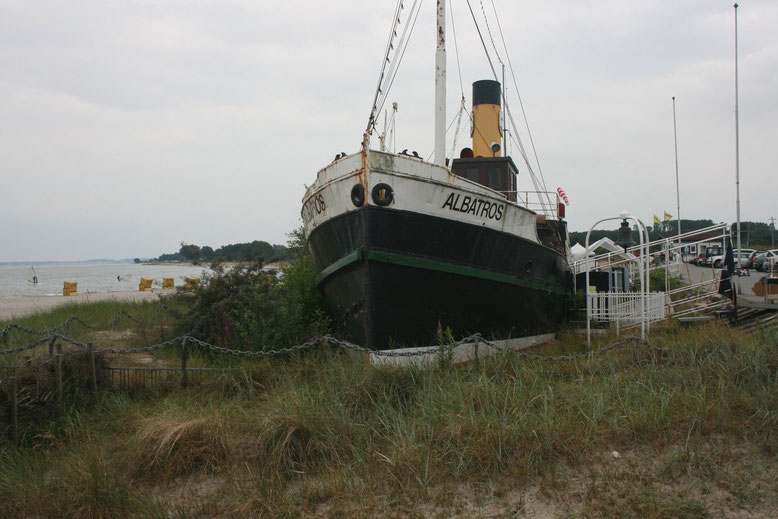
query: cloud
[{"left": 0, "top": 0, "right": 776, "bottom": 261}]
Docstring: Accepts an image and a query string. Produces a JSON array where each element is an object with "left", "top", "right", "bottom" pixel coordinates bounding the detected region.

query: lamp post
[{"left": 585, "top": 212, "right": 650, "bottom": 346}]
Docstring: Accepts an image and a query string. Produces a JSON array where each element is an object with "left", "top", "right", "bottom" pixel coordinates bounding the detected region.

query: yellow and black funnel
[{"left": 471, "top": 80, "right": 502, "bottom": 157}]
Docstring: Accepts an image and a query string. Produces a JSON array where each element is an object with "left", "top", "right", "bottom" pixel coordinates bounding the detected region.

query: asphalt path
[{"left": 678, "top": 262, "right": 776, "bottom": 303}]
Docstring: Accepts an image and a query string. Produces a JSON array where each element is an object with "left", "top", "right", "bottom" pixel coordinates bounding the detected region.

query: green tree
[{"left": 179, "top": 242, "right": 202, "bottom": 261}]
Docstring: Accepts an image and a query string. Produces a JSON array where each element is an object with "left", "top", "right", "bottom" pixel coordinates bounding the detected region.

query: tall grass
[{"left": 1, "top": 323, "right": 777, "bottom": 516}]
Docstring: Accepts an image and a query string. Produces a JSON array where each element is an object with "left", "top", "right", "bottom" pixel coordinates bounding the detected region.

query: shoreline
[{"left": 0, "top": 290, "right": 174, "bottom": 321}]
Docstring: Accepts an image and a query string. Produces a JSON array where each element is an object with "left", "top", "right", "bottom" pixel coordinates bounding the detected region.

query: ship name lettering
[
  {"left": 441, "top": 192, "right": 504, "bottom": 221},
  {"left": 302, "top": 193, "right": 327, "bottom": 223}
]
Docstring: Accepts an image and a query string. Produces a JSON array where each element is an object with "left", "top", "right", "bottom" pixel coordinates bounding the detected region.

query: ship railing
[{"left": 499, "top": 191, "right": 561, "bottom": 218}]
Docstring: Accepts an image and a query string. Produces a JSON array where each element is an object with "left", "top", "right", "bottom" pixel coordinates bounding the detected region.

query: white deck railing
[{"left": 500, "top": 191, "right": 561, "bottom": 218}]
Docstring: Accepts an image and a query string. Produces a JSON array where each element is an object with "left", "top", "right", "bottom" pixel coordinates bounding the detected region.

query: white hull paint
[
  {"left": 351, "top": 333, "right": 557, "bottom": 367},
  {"left": 302, "top": 149, "right": 540, "bottom": 244}
]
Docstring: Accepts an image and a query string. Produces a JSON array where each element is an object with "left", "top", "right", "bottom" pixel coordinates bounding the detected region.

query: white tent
[{"left": 570, "top": 237, "right": 634, "bottom": 262}]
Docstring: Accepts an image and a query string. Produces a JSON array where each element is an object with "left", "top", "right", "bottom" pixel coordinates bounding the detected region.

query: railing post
[
  {"left": 9, "top": 376, "right": 18, "bottom": 444},
  {"left": 88, "top": 343, "right": 97, "bottom": 394},
  {"left": 55, "top": 354, "right": 63, "bottom": 405},
  {"left": 180, "top": 337, "right": 189, "bottom": 388}
]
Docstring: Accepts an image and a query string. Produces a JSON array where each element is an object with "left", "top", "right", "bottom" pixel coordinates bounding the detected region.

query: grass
[
  {"left": 1, "top": 304, "right": 777, "bottom": 516},
  {"left": 0, "top": 299, "right": 188, "bottom": 367}
]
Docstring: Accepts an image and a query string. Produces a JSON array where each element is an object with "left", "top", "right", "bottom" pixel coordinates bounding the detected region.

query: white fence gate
[{"left": 587, "top": 292, "right": 666, "bottom": 325}]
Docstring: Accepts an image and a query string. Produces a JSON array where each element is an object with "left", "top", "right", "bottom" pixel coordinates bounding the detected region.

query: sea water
[{"left": 0, "top": 263, "right": 211, "bottom": 298}]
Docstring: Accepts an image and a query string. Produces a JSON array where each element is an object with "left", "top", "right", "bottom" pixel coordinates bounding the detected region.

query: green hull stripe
[
  {"left": 315, "top": 250, "right": 363, "bottom": 285},
  {"left": 367, "top": 250, "right": 566, "bottom": 295},
  {"left": 316, "top": 248, "right": 565, "bottom": 295}
]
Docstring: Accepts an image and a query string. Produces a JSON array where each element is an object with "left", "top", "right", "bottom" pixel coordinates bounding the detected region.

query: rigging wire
[
  {"left": 374, "top": 0, "right": 424, "bottom": 132},
  {"left": 449, "top": 0, "right": 465, "bottom": 99},
  {"left": 480, "top": 0, "right": 504, "bottom": 67},
  {"left": 465, "top": 0, "right": 498, "bottom": 80},
  {"left": 448, "top": 96, "right": 466, "bottom": 159},
  {"left": 366, "top": 0, "right": 556, "bottom": 217},
  {"left": 489, "top": 0, "right": 550, "bottom": 196},
  {"left": 367, "top": 0, "right": 406, "bottom": 134},
  {"left": 426, "top": 102, "right": 467, "bottom": 162},
  {"left": 468, "top": 0, "right": 553, "bottom": 214}
]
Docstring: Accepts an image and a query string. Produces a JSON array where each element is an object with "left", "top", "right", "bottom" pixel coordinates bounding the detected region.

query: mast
[{"left": 434, "top": 0, "right": 446, "bottom": 166}]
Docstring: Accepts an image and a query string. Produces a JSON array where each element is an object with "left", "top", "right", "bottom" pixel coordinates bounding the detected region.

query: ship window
[
  {"left": 488, "top": 167, "right": 502, "bottom": 189},
  {"left": 465, "top": 167, "right": 479, "bottom": 182}
]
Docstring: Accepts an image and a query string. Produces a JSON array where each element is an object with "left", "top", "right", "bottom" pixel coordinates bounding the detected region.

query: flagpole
[
  {"left": 672, "top": 97, "right": 681, "bottom": 258},
  {"left": 734, "top": 3, "right": 741, "bottom": 262}
]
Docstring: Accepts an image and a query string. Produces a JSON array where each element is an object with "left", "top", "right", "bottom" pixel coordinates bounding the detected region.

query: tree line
[
  {"left": 569, "top": 219, "right": 777, "bottom": 248},
  {"left": 154, "top": 240, "right": 293, "bottom": 263}
]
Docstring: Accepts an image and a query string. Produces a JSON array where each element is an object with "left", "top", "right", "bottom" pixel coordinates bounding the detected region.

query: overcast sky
[{"left": 1, "top": 0, "right": 775, "bottom": 261}]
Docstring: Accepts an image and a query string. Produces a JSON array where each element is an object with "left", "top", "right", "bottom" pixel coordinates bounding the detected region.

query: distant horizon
[{"left": 0, "top": 258, "right": 147, "bottom": 266}]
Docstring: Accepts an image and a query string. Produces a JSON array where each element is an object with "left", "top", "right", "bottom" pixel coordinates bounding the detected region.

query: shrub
[
  {"left": 649, "top": 267, "right": 683, "bottom": 292},
  {"left": 172, "top": 227, "right": 332, "bottom": 351}
]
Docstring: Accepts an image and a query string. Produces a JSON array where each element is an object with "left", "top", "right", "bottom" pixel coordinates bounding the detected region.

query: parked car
[
  {"left": 758, "top": 249, "right": 778, "bottom": 272},
  {"left": 752, "top": 252, "right": 768, "bottom": 271},
  {"left": 700, "top": 246, "right": 723, "bottom": 266},
  {"left": 744, "top": 250, "right": 759, "bottom": 269},
  {"left": 711, "top": 248, "right": 755, "bottom": 269}
]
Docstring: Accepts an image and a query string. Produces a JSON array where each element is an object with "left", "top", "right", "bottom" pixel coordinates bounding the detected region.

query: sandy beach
[{"left": 0, "top": 290, "right": 174, "bottom": 321}]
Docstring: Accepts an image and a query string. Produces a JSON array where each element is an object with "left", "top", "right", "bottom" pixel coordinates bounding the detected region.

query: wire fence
[
  {"left": 1, "top": 309, "right": 668, "bottom": 444},
  {"left": 1, "top": 309, "right": 664, "bottom": 362}
]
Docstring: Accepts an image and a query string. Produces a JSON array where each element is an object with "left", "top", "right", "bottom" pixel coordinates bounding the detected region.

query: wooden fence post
[
  {"left": 55, "top": 354, "right": 63, "bottom": 404},
  {"left": 9, "top": 377, "right": 18, "bottom": 444},
  {"left": 88, "top": 343, "right": 97, "bottom": 394},
  {"left": 180, "top": 337, "right": 189, "bottom": 388},
  {"left": 48, "top": 337, "right": 56, "bottom": 358}
]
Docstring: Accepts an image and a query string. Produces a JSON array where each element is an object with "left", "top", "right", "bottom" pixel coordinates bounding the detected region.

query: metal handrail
[{"left": 500, "top": 191, "right": 561, "bottom": 218}]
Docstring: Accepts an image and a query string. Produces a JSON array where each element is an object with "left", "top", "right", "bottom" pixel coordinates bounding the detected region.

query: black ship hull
[{"left": 309, "top": 205, "right": 570, "bottom": 349}]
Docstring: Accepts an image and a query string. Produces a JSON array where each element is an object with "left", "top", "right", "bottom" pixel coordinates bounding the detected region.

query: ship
[{"left": 301, "top": 2, "right": 571, "bottom": 350}]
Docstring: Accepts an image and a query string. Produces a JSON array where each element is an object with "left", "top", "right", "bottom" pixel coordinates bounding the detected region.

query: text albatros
[{"left": 441, "top": 192, "right": 505, "bottom": 221}]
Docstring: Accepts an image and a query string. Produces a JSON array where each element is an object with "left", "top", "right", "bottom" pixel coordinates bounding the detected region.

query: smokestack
[{"left": 471, "top": 80, "right": 502, "bottom": 157}]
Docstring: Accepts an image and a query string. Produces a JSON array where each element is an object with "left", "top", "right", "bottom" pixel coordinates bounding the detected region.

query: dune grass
[
  {"left": 1, "top": 313, "right": 777, "bottom": 516},
  {"left": 0, "top": 299, "right": 186, "bottom": 365}
]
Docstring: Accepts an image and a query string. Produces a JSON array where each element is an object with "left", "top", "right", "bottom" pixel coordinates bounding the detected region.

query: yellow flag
[
  {"left": 653, "top": 214, "right": 661, "bottom": 224},
  {"left": 664, "top": 211, "right": 672, "bottom": 221}
]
